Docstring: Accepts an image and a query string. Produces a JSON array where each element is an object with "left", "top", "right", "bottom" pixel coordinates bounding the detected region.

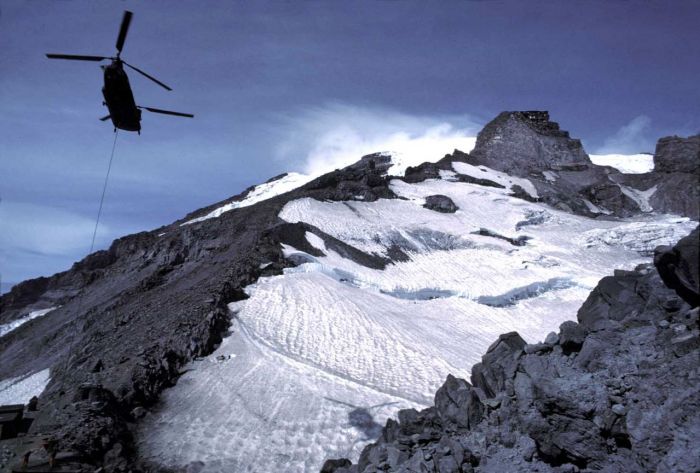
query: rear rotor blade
[
  {"left": 123, "top": 61, "right": 172, "bottom": 91},
  {"left": 140, "top": 106, "right": 194, "bottom": 118},
  {"left": 46, "top": 54, "right": 108, "bottom": 61},
  {"left": 116, "top": 10, "right": 133, "bottom": 54},
  {"left": 99, "top": 115, "right": 111, "bottom": 121}
]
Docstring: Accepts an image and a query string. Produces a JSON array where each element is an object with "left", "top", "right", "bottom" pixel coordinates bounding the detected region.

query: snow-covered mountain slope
[
  {"left": 0, "top": 307, "right": 56, "bottom": 338},
  {"left": 0, "top": 368, "right": 51, "bottom": 406},
  {"left": 589, "top": 153, "right": 654, "bottom": 174},
  {"left": 179, "top": 138, "right": 478, "bottom": 226},
  {"left": 2, "top": 111, "right": 697, "bottom": 473},
  {"left": 182, "top": 172, "right": 317, "bottom": 225},
  {"left": 138, "top": 160, "right": 694, "bottom": 473}
]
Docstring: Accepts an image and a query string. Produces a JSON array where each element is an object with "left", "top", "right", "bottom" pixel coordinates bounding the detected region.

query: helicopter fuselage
[{"left": 102, "top": 61, "right": 141, "bottom": 132}]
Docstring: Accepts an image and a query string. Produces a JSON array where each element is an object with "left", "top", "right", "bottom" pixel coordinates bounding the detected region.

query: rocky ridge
[
  {"left": 323, "top": 227, "right": 700, "bottom": 473},
  {"left": 0, "top": 111, "right": 698, "bottom": 472}
]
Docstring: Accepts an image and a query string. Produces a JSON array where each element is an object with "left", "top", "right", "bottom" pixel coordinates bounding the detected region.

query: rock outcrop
[
  {"left": 616, "top": 134, "right": 700, "bottom": 219},
  {"left": 653, "top": 135, "right": 700, "bottom": 174},
  {"left": 469, "top": 111, "right": 592, "bottom": 176},
  {"left": 448, "top": 112, "right": 699, "bottom": 219},
  {"left": 654, "top": 227, "right": 700, "bottom": 307},
  {"left": 325, "top": 225, "right": 700, "bottom": 473}
]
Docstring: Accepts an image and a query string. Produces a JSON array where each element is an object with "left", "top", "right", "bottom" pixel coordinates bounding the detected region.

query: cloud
[
  {"left": 271, "top": 103, "right": 480, "bottom": 176},
  {"left": 0, "top": 201, "right": 109, "bottom": 282},
  {"left": 596, "top": 115, "right": 654, "bottom": 154}
]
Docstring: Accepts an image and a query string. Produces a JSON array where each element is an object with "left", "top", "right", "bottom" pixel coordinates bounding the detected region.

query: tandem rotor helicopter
[{"left": 47, "top": 10, "right": 193, "bottom": 134}]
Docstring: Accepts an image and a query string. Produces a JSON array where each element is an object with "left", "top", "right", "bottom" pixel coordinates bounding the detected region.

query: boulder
[
  {"left": 423, "top": 195, "right": 458, "bottom": 213},
  {"left": 471, "top": 332, "right": 526, "bottom": 398},
  {"left": 559, "top": 321, "right": 587, "bottom": 354},
  {"left": 320, "top": 458, "right": 352, "bottom": 473},
  {"left": 434, "top": 375, "right": 484, "bottom": 430}
]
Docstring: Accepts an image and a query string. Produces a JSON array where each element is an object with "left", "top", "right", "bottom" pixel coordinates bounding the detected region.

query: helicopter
[{"left": 47, "top": 10, "right": 193, "bottom": 134}]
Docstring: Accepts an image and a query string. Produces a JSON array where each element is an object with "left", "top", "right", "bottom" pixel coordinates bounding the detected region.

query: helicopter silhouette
[{"left": 47, "top": 11, "right": 193, "bottom": 134}]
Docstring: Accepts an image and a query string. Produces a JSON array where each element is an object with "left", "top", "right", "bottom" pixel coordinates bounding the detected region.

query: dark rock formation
[
  {"left": 470, "top": 111, "right": 591, "bottom": 176},
  {"left": 437, "top": 112, "right": 643, "bottom": 218},
  {"left": 423, "top": 195, "right": 458, "bottom": 213},
  {"left": 327, "top": 226, "right": 700, "bottom": 473},
  {"left": 433, "top": 113, "right": 699, "bottom": 220},
  {"left": 654, "top": 227, "right": 700, "bottom": 307},
  {"left": 653, "top": 135, "right": 700, "bottom": 174}
]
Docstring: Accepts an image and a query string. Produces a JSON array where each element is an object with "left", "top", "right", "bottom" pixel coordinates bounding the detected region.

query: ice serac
[{"left": 326, "top": 225, "right": 700, "bottom": 473}]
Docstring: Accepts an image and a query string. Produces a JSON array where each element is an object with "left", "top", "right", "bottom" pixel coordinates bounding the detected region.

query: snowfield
[
  {"left": 0, "top": 368, "right": 51, "bottom": 405},
  {"left": 139, "top": 158, "right": 694, "bottom": 473},
  {"left": 182, "top": 172, "right": 316, "bottom": 225},
  {"left": 180, "top": 138, "right": 478, "bottom": 227},
  {"left": 0, "top": 307, "right": 57, "bottom": 338},
  {"left": 589, "top": 153, "right": 654, "bottom": 174}
]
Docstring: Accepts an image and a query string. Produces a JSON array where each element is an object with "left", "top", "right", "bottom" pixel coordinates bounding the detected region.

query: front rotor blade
[
  {"left": 46, "top": 54, "right": 108, "bottom": 61},
  {"left": 116, "top": 10, "right": 133, "bottom": 54},
  {"left": 141, "top": 106, "right": 194, "bottom": 118},
  {"left": 123, "top": 61, "right": 172, "bottom": 91}
]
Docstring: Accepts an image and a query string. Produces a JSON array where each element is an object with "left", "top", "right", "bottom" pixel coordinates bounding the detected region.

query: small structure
[{"left": 0, "top": 404, "right": 24, "bottom": 439}]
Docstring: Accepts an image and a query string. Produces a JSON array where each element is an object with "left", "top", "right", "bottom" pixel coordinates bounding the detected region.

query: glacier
[{"left": 137, "top": 158, "right": 694, "bottom": 473}]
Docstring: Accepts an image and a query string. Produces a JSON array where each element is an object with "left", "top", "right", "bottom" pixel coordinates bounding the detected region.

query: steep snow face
[
  {"left": 451, "top": 161, "right": 538, "bottom": 198},
  {"left": 0, "top": 369, "right": 51, "bottom": 405},
  {"left": 140, "top": 169, "right": 694, "bottom": 473},
  {"left": 589, "top": 153, "right": 654, "bottom": 173},
  {"left": 0, "top": 307, "right": 57, "bottom": 338},
  {"left": 182, "top": 172, "right": 316, "bottom": 225},
  {"left": 384, "top": 136, "right": 477, "bottom": 177}
]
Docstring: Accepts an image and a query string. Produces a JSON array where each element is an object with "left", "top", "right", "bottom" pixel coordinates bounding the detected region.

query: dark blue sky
[{"left": 1, "top": 0, "right": 699, "bottom": 285}]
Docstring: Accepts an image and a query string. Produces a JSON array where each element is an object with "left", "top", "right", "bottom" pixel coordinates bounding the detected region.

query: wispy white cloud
[
  {"left": 596, "top": 115, "right": 654, "bottom": 154},
  {"left": 0, "top": 202, "right": 106, "bottom": 256},
  {"left": 0, "top": 201, "right": 109, "bottom": 282},
  {"left": 271, "top": 103, "right": 480, "bottom": 176}
]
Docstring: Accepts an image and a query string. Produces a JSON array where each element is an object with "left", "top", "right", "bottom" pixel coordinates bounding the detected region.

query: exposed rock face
[
  {"left": 653, "top": 135, "right": 700, "bottom": 174},
  {"left": 470, "top": 111, "right": 592, "bottom": 176},
  {"left": 448, "top": 112, "right": 642, "bottom": 218},
  {"left": 328, "top": 226, "right": 700, "bottom": 473},
  {"left": 654, "top": 227, "right": 700, "bottom": 307}
]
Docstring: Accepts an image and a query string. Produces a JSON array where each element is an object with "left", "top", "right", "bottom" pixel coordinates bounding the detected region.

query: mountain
[
  {"left": 0, "top": 111, "right": 697, "bottom": 473},
  {"left": 0, "top": 282, "right": 14, "bottom": 296}
]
